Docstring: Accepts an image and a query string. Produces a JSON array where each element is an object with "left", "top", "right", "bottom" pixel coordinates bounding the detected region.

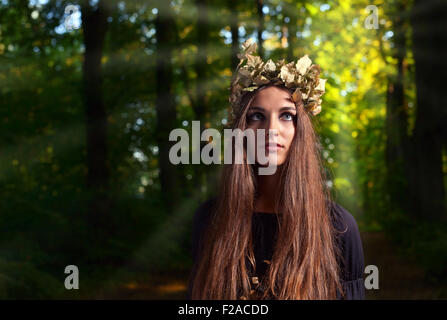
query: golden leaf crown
[{"left": 229, "top": 38, "right": 327, "bottom": 118}]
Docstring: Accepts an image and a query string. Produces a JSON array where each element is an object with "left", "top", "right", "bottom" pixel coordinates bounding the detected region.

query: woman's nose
[{"left": 265, "top": 115, "right": 279, "bottom": 137}]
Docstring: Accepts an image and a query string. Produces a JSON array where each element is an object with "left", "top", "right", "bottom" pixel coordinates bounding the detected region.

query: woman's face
[{"left": 245, "top": 86, "right": 297, "bottom": 167}]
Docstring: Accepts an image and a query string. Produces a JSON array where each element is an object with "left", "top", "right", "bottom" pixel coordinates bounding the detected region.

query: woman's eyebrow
[
  {"left": 249, "top": 106, "right": 296, "bottom": 112},
  {"left": 279, "top": 106, "right": 296, "bottom": 112},
  {"left": 248, "top": 106, "right": 265, "bottom": 111}
]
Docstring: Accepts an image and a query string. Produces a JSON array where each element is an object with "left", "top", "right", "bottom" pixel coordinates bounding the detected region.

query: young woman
[{"left": 187, "top": 40, "right": 365, "bottom": 300}]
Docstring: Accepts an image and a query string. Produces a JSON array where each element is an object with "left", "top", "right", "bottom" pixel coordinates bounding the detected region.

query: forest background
[{"left": 0, "top": 0, "right": 446, "bottom": 299}]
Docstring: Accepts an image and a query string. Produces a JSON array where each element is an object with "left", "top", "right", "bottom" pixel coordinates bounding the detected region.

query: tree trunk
[
  {"left": 285, "top": 1, "right": 299, "bottom": 61},
  {"left": 155, "top": 0, "right": 180, "bottom": 212},
  {"left": 192, "top": 0, "right": 210, "bottom": 200},
  {"left": 81, "top": 0, "right": 110, "bottom": 232},
  {"left": 195, "top": 0, "right": 208, "bottom": 120},
  {"left": 229, "top": 0, "right": 240, "bottom": 71},
  {"left": 256, "top": 0, "right": 265, "bottom": 59},
  {"left": 409, "top": 0, "right": 447, "bottom": 220},
  {"left": 385, "top": 1, "right": 410, "bottom": 215}
]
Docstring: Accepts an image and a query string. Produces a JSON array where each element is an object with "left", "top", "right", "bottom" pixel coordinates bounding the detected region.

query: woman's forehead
[{"left": 250, "top": 87, "right": 296, "bottom": 108}]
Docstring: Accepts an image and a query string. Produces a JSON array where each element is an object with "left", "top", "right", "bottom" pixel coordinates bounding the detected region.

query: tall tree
[
  {"left": 256, "top": 0, "right": 265, "bottom": 59},
  {"left": 229, "top": 0, "right": 240, "bottom": 71},
  {"left": 285, "top": 4, "right": 297, "bottom": 61},
  {"left": 155, "top": 0, "right": 180, "bottom": 212},
  {"left": 409, "top": 0, "right": 447, "bottom": 220},
  {"left": 81, "top": 0, "right": 110, "bottom": 230},
  {"left": 284, "top": 0, "right": 302, "bottom": 61},
  {"left": 194, "top": 0, "right": 210, "bottom": 198},
  {"left": 383, "top": 1, "right": 411, "bottom": 214},
  {"left": 284, "top": 0, "right": 306, "bottom": 61},
  {"left": 195, "top": 0, "right": 209, "bottom": 122}
]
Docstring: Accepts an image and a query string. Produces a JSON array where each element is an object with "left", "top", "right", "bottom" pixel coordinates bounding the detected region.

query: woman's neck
[{"left": 254, "top": 169, "right": 282, "bottom": 213}]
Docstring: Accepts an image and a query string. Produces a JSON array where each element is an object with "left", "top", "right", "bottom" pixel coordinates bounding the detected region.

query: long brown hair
[{"left": 190, "top": 84, "right": 344, "bottom": 299}]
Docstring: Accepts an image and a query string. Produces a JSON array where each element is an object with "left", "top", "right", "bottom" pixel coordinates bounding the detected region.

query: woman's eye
[
  {"left": 247, "top": 112, "right": 264, "bottom": 121},
  {"left": 281, "top": 112, "right": 295, "bottom": 121}
]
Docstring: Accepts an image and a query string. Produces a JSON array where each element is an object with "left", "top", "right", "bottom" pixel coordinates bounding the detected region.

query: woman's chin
[{"left": 255, "top": 158, "right": 285, "bottom": 167}]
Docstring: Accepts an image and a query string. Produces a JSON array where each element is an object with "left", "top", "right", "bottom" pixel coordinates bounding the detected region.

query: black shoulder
[
  {"left": 329, "top": 201, "right": 365, "bottom": 282},
  {"left": 330, "top": 202, "right": 360, "bottom": 235}
]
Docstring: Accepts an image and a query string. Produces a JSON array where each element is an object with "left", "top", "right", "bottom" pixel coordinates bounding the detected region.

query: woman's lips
[{"left": 264, "top": 142, "right": 284, "bottom": 151}]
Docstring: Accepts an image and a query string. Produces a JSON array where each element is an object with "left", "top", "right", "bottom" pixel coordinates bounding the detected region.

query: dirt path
[
  {"left": 362, "top": 231, "right": 446, "bottom": 299},
  {"left": 83, "top": 270, "right": 190, "bottom": 300},
  {"left": 92, "top": 231, "right": 446, "bottom": 299}
]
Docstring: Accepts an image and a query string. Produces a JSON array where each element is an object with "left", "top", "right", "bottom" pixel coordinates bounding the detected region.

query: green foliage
[
  {"left": 0, "top": 0, "right": 445, "bottom": 298},
  {"left": 0, "top": 259, "right": 63, "bottom": 299},
  {"left": 384, "top": 213, "right": 447, "bottom": 282}
]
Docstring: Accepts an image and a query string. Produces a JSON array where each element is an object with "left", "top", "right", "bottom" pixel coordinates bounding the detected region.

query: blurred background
[{"left": 0, "top": 0, "right": 446, "bottom": 299}]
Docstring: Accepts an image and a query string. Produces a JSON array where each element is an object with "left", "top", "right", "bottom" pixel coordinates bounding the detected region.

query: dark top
[{"left": 187, "top": 198, "right": 365, "bottom": 300}]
